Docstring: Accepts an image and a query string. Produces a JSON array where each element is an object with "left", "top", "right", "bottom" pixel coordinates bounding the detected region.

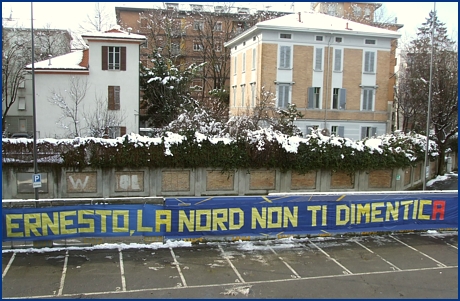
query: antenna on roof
[{"left": 290, "top": 2, "right": 295, "bottom": 12}]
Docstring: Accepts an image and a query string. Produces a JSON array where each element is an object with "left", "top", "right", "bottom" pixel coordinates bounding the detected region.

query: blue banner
[{"left": 2, "top": 193, "right": 458, "bottom": 241}]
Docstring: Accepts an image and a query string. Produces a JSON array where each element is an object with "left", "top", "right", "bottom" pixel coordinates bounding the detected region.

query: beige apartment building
[{"left": 225, "top": 11, "right": 401, "bottom": 140}]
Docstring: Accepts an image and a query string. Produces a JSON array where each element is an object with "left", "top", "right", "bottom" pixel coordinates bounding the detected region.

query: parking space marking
[
  {"left": 2, "top": 252, "right": 15, "bottom": 281},
  {"left": 118, "top": 249, "right": 127, "bottom": 292},
  {"left": 217, "top": 243, "right": 245, "bottom": 283},
  {"left": 57, "top": 250, "right": 69, "bottom": 296},
  {"left": 390, "top": 235, "right": 447, "bottom": 267},
  {"left": 352, "top": 240, "right": 401, "bottom": 271},
  {"left": 9, "top": 265, "right": 457, "bottom": 299},
  {"left": 266, "top": 244, "right": 300, "bottom": 279},
  {"left": 429, "top": 235, "right": 459, "bottom": 250},
  {"left": 307, "top": 240, "right": 353, "bottom": 275},
  {"left": 169, "top": 247, "right": 187, "bottom": 287}
]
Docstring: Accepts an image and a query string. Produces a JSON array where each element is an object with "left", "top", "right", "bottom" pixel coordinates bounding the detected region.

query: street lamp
[{"left": 31, "top": 2, "right": 39, "bottom": 200}]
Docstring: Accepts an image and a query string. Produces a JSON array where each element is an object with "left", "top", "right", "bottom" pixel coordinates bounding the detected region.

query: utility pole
[{"left": 31, "top": 2, "right": 39, "bottom": 200}]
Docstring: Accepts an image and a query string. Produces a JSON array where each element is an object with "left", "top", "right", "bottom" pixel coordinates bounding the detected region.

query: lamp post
[
  {"left": 422, "top": 2, "right": 436, "bottom": 191},
  {"left": 31, "top": 2, "right": 39, "bottom": 200}
]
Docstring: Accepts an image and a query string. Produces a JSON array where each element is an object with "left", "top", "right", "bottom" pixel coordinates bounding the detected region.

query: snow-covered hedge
[{"left": 2, "top": 129, "right": 438, "bottom": 173}]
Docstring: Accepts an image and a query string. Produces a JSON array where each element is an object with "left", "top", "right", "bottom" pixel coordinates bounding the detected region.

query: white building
[{"left": 25, "top": 29, "right": 146, "bottom": 138}]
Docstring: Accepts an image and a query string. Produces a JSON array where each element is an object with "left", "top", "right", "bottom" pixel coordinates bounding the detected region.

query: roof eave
[{"left": 224, "top": 26, "right": 259, "bottom": 48}]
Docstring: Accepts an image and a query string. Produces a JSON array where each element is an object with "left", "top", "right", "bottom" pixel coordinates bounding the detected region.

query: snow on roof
[
  {"left": 26, "top": 50, "right": 87, "bottom": 70},
  {"left": 81, "top": 28, "right": 146, "bottom": 41}
]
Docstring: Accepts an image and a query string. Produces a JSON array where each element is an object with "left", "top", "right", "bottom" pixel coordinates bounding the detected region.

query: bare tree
[
  {"left": 80, "top": 2, "right": 115, "bottom": 32},
  {"left": 83, "top": 94, "right": 126, "bottom": 138},
  {"left": 49, "top": 76, "right": 89, "bottom": 138}
]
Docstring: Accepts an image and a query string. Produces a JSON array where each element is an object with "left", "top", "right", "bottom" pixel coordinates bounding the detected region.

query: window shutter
[
  {"left": 338, "top": 126, "right": 344, "bottom": 137},
  {"left": 283, "top": 86, "right": 289, "bottom": 107},
  {"left": 120, "top": 126, "right": 127, "bottom": 136},
  {"left": 334, "top": 49, "right": 341, "bottom": 71},
  {"left": 308, "top": 87, "right": 314, "bottom": 108},
  {"left": 279, "top": 46, "right": 286, "bottom": 68},
  {"left": 121, "top": 47, "right": 126, "bottom": 71},
  {"left": 363, "top": 90, "right": 368, "bottom": 110},
  {"left": 339, "top": 88, "right": 346, "bottom": 109},
  {"left": 315, "top": 48, "right": 322, "bottom": 70},
  {"left": 108, "top": 86, "right": 115, "bottom": 110},
  {"left": 369, "top": 52, "right": 375, "bottom": 72},
  {"left": 102, "top": 46, "right": 108, "bottom": 70},
  {"left": 364, "top": 51, "right": 370, "bottom": 72}
]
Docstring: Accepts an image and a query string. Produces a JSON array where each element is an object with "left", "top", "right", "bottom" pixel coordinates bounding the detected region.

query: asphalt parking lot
[{"left": 2, "top": 231, "right": 457, "bottom": 299}]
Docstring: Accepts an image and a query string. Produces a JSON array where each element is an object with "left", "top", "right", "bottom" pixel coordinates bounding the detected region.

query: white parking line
[
  {"left": 217, "top": 243, "right": 245, "bottom": 283},
  {"left": 352, "top": 240, "right": 401, "bottom": 271},
  {"left": 390, "top": 235, "right": 447, "bottom": 267},
  {"left": 169, "top": 247, "right": 187, "bottom": 287},
  {"left": 308, "top": 240, "right": 353, "bottom": 275},
  {"left": 57, "top": 250, "right": 69, "bottom": 296},
  {"left": 267, "top": 245, "right": 301, "bottom": 278},
  {"left": 429, "top": 235, "right": 458, "bottom": 250},
  {"left": 2, "top": 252, "right": 16, "bottom": 281},
  {"left": 119, "top": 249, "right": 127, "bottom": 292}
]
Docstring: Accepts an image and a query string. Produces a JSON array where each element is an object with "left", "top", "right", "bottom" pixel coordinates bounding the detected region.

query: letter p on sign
[{"left": 33, "top": 174, "right": 42, "bottom": 188}]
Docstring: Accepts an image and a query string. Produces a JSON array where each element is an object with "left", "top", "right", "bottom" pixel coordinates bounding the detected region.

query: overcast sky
[{"left": 2, "top": 2, "right": 458, "bottom": 42}]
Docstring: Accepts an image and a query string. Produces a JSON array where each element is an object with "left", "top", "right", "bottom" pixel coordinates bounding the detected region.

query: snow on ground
[{"left": 426, "top": 172, "right": 458, "bottom": 187}]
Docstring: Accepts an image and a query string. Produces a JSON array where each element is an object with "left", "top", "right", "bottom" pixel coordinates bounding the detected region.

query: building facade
[
  {"left": 23, "top": 29, "right": 145, "bottom": 138},
  {"left": 225, "top": 11, "right": 401, "bottom": 140}
]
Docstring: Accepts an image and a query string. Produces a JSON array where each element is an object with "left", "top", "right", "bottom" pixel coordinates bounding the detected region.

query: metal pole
[
  {"left": 422, "top": 2, "right": 436, "bottom": 190},
  {"left": 31, "top": 2, "right": 39, "bottom": 200}
]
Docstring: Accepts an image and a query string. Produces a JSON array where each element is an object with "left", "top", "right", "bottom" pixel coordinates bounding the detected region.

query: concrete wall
[{"left": 4, "top": 157, "right": 454, "bottom": 199}]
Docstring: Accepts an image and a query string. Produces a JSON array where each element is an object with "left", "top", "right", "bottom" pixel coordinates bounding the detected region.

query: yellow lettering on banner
[
  {"left": 229, "top": 208, "right": 244, "bottom": 230},
  {"left": 137, "top": 210, "right": 153, "bottom": 232},
  {"left": 418, "top": 200, "right": 432, "bottom": 220},
  {"left": 24, "top": 213, "right": 42, "bottom": 237},
  {"left": 195, "top": 210, "right": 211, "bottom": 231},
  {"left": 113, "top": 210, "right": 129, "bottom": 233},
  {"left": 60, "top": 211, "right": 77, "bottom": 235},
  {"left": 178, "top": 210, "right": 194, "bottom": 232},
  {"left": 401, "top": 200, "right": 414, "bottom": 220},
  {"left": 42, "top": 212, "right": 59, "bottom": 236},
  {"left": 283, "top": 207, "right": 297, "bottom": 227},
  {"left": 212, "top": 209, "right": 228, "bottom": 231},
  {"left": 412, "top": 200, "right": 419, "bottom": 219},
  {"left": 252, "top": 208, "right": 266, "bottom": 229},
  {"left": 371, "top": 202, "right": 384, "bottom": 223},
  {"left": 267, "top": 207, "right": 282, "bottom": 228},
  {"left": 385, "top": 201, "right": 399, "bottom": 221},
  {"left": 307, "top": 206, "right": 321, "bottom": 226},
  {"left": 78, "top": 210, "right": 95, "bottom": 233},
  {"left": 321, "top": 205, "right": 327, "bottom": 226},
  {"left": 336, "top": 205, "right": 349, "bottom": 226},
  {"left": 350, "top": 203, "right": 356, "bottom": 225},
  {"left": 356, "top": 203, "right": 370, "bottom": 224},
  {"left": 95, "top": 210, "right": 112, "bottom": 233},
  {"left": 6, "top": 214, "right": 23, "bottom": 238},
  {"left": 156, "top": 210, "right": 171, "bottom": 232}
]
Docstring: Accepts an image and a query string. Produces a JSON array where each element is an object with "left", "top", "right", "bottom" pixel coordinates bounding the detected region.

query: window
[
  {"left": 242, "top": 53, "right": 246, "bottom": 72},
  {"left": 308, "top": 87, "right": 321, "bottom": 109},
  {"left": 18, "top": 119, "right": 27, "bottom": 132},
  {"left": 166, "top": 3, "right": 178, "bottom": 10},
  {"left": 102, "top": 46, "right": 126, "bottom": 71},
  {"left": 280, "top": 33, "right": 292, "bottom": 39},
  {"left": 18, "top": 79, "right": 25, "bottom": 88},
  {"left": 193, "top": 40, "right": 203, "bottom": 51},
  {"left": 214, "top": 40, "right": 222, "bottom": 52},
  {"left": 361, "top": 127, "right": 377, "bottom": 139},
  {"left": 335, "top": 37, "right": 342, "bottom": 43},
  {"left": 108, "top": 126, "right": 126, "bottom": 138},
  {"left": 250, "top": 83, "right": 256, "bottom": 107},
  {"left": 365, "top": 39, "right": 376, "bottom": 45},
  {"left": 332, "top": 88, "right": 346, "bottom": 110},
  {"left": 241, "top": 84, "right": 246, "bottom": 107},
  {"left": 316, "top": 36, "right": 323, "bottom": 41},
  {"left": 308, "top": 125, "right": 319, "bottom": 134},
  {"left": 214, "top": 63, "right": 221, "bottom": 73},
  {"left": 171, "top": 43, "right": 180, "bottom": 55},
  {"left": 327, "top": 4, "right": 336, "bottom": 16},
  {"left": 252, "top": 48, "right": 256, "bottom": 70},
  {"left": 214, "top": 21, "right": 222, "bottom": 31},
  {"left": 140, "top": 17, "right": 148, "bottom": 28},
  {"left": 234, "top": 56, "right": 237, "bottom": 74},
  {"left": 331, "top": 126, "right": 344, "bottom": 137},
  {"left": 278, "top": 84, "right": 290, "bottom": 108},
  {"left": 215, "top": 6, "right": 224, "bottom": 13},
  {"left": 108, "top": 86, "right": 120, "bottom": 110},
  {"left": 279, "top": 46, "right": 291, "bottom": 69},
  {"left": 364, "top": 51, "right": 375, "bottom": 73},
  {"left": 362, "top": 88, "right": 374, "bottom": 111},
  {"left": 364, "top": 8, "right": 371, "bottom": 17},
  {"left": 315, "top": 48, "right": 323, "bottom": 70},
  {"left": 191, "top": 4, "right": 203, "bottom": 12},
  {"left": 18, "top": 97, "right": 26, "bottom": 110},
  {"left": 334, "top": 49, "right": 342, "bottom": 71},
  {"left": 353, "top": 6, "right": 362, "bottom": 17},
  {"left": 193, "top": 20, "right": 204, "bottom": 31}
]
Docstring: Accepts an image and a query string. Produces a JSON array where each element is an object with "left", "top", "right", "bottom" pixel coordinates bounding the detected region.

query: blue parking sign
[{"left": 33, "top": 174, "right": 41, "bottom": 188}]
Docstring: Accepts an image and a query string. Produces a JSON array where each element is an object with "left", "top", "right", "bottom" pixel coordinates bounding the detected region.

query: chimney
[{"left": 48, "top": 54, "right": 52, "bottom": 66}]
